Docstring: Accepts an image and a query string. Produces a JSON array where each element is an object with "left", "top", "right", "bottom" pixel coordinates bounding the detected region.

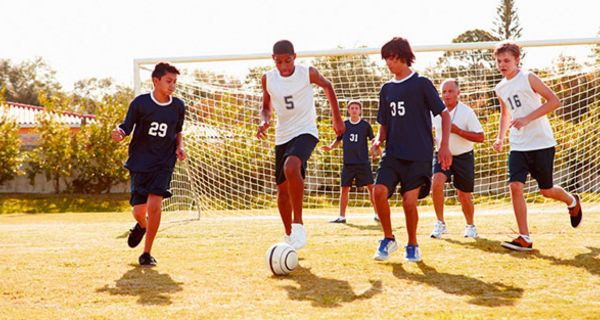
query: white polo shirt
[{"left": 433, "top": 101, "right": 483, "bottom": 155}]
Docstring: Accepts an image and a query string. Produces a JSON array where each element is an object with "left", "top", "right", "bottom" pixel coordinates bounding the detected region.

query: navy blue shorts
[
  {"left": 508, "top": 147, "right": 555, "bottom": 189},
  {"left": 341, "top": 163, "right": 374, "bottom": 187},
  {"left": 275, "top": 134, "right": 319, "bottom": 185},
  {"left": 433, "top": 150, "right": 475, "bottom": 193},
  {"left": 129, "top": 169, "right": 174, "bottom": 206},
  {"left": 375, "top": 156, "right": 431, "bottom": 199}
]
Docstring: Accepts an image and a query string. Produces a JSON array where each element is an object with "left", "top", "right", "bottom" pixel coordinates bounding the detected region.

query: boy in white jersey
[
  {"left": 430, "top": 79, "right": 484, "bottom": 239},
  {"left": 257, "top": 40, "right": 345, "bottom": 249},
  {"left": 492, "top": 41, "right": 582, "bottom": 251}
]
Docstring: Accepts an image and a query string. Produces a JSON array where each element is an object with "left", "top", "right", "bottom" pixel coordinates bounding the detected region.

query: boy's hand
[
  {"left": 176, "top": 147, "right": 186, "bottom": 161},
  {"left": 510, "top": 117, "right": 529, "bottom": 130},
  {"left": 257, "top": 121, "right": 270, "bottom": 140},
  {"left": 332, "top": 117, "right": 345, "bottom": 137},
  {"left": 438, "top": 146, "right": 452, "bottom": 170},
  {"left": 111, "top": 128, "right": 125, "bottom": 142},
  {"left": 370, "top": 140, "right": 382, "bottom": 160},
  {"left": 321, "top": 145, "right": 332, "bottom": 152},
  {"left": 492, "top": 139, "right": 503, "bottom": 152}
]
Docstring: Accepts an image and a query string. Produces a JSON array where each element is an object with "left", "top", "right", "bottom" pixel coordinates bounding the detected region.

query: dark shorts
[
  {"left": 508, "top": 147, "right": 555, "bottom": 189},
  {"left": 341, "top": 163, "right": 374, "bottom": 187},
  {"left": 275, "top": 134, "right": 319, "bottom": 185},
  {"left": 129, "top": 169, "right": 174, "bottom": 206},
  {"left": 375, "top": 156, "right": 432, "bottom": 199},
  {"left": 433, "top": 150, "right": 475, "bottom": 193}
]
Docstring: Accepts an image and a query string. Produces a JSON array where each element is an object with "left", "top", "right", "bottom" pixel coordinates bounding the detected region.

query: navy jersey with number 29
[
  {"left": 118, "top": 93, "right": 186, "bottom": 173},
  {"left": 377, "top": 72, "right": 445, "bottom": 162}
]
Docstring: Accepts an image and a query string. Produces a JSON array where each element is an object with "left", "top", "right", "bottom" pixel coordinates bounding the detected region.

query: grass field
[{"left": 1, "top": 208, "right": 598, "bottom": 319}]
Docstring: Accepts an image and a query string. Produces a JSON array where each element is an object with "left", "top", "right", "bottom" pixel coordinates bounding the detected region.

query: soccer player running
[
  {"left": 430, "top": 79, "right": 484, "bottom": 239},
  {"left": 371, "top": 37, "right": 452, "bottom": 262},
  {"left": 492, "top": 40, "right": 582, "bottom": 251},
  {"left": 321, "top": 100, "right": 378, "bottom": 224},
  {"left": 257, "top": 40, "right": 345, "bottom": 250},
  {"left": 111, "top": 62, "right": 186, "bottom": 266}
]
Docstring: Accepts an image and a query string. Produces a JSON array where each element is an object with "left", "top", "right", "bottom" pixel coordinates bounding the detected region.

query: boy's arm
[
  {"left": 493, "top": 98, "right": 512, "bottom": 152},
  {"left": 257, "top": 74, "right": 272, "bottom": 140},
  {"left": 111, "top": 100, "right": 136, "bottom": 142},
  {"left": 438, "top": 110, "right": 452, "bottom": 170},
  {"left": 321, "top": 136, "right": 342, "bottom": 152},
  {"left": 511, "top": 73, "right": 561, "bottom": 129},
  {"left": 176, "top": 132, "right": 186, "bottom": 161},
  {"left": 452, "top": 115, "right": 485, "bottom": 143},
  {"left": 308, "top": 67, "right": 344, "bottom": 137},
  {"left": 370, "top": 124, "right": 386, "bottom": 160}
]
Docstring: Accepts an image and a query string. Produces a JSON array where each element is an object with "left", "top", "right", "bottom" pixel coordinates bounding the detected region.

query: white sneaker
[
  {"left": 373, "top": 237, "right": 398, "bottom": 261},
  {"left": 290, "top": 223, "right": 307, "bottom": 250},
  {"left": 283, "top": 235, "right": 293, "bottom": 246},
  {"left": 430, "top": 220, "right": 447, "bottom": 239},
  {"left": 464, "top": 225, "right": 478, "bottom": 238}
]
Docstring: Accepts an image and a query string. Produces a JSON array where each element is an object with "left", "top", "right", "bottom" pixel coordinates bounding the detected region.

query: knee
[
  {"left": 283, "top": 157, "right": 301, "bottom": 178},
  {"left": 540, "top": 188, "right": 553, "bottom": 198},
  {"left": 458, "top": 191, "right": 472, "bottom": 204},
  {"left": 373, "top": 185, "right": 388, "bottom": 201},
  {"left": 431, "top": 174, "right": 445, "bottom": 189},
  {"left": 509, "top": 182, "right": 523, "bottom": 195}
]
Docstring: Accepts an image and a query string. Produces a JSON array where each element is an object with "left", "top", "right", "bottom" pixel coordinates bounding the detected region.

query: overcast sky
[{"left": 2, "top": 0, "right": 598, "bottom": 90}]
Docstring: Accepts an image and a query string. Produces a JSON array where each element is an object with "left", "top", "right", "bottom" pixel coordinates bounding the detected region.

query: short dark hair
[
  {"left": 347, "top": 100, "right": 362, "bottom": 109},
  {"left": 152, "top": 62, "right": 180, "bottom": 79},
  {"left": 381, "top": 37, "right": 415, "bottom": 66},
  {"left": 493, "top": 40, "right": 521, "bottom": 59},
  {"left": 273, "top": 40, "right": 295, "bottom": 55}
]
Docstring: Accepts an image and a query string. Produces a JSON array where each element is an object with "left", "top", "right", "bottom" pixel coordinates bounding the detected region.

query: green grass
[
  {"left": 0, "top": 193, "right": 131, "bottom": 214},
  {"left": 0, "top": 209, "right": 598, "bottom": 319}
]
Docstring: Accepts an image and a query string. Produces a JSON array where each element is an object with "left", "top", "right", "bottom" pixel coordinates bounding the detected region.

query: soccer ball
[{"left": 265, "top": 242, "right": 298, "bottom": 275}]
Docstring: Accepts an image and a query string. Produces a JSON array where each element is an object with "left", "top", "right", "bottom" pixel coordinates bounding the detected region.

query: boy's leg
[
  {"left": 402, "top": 188, "right": 420, "bottom": 245},
  {"left": 431, "top": 172, "right": 447, "bottom": 223},
  {"left": 284, "top": 155, "right": 304, "bottom": 225},
  {"left": 339, "top": 186, "right": 351, "bottom": 218},
  {"left": 132, "top": 203, "right": 148, "bottom": 228},
  {"left": 373, "top": 184, "right": 392, "bottom": 238},
  {"left": 457, "top": 190, "right": 475, "bottom": 225},
  {"left": 539, "top": 186, "right": 573, "bottom": 204},
  {"left": 366, "top": 184, "right": 377, "bottom": 216},
  {"left": 277, "top": 182, "right": 293, "bottom": 235},
  {"left": 143, "top": 193, "right": 163, "bottom": 254},
  {"left": 509, "top": 181, "right": 529, "bottom": 235}
]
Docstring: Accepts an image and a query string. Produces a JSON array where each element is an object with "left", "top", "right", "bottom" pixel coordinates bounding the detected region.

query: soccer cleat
[
  {"left": 127, "top": 223, "right": 146, "bottom": 248},
  {"left": 405, "top": 245, "right": 422, "bottom": 262},
  {"left": 138, "top": 252, "right": 157, "bottom": 267},
  {"left": 464, "top": 225, "right": 478, "bottom": 238},
  {"left": 430, "top": 220, "right": 447, "bottom": 239},
  {"left": 329, "top": 216, "right": 347, "bottom": 224},
  {"left": 501, "top": 236, "right": 533, "bottom": 252},
  {"left": 373, "top": 237, "right": 398, "bottom": 261},
  {"left": 290, "top": 223, "right": 307, "bottom": 250},
  {"left": 568, "top": 194, "right": 582, "bottom": 228}
]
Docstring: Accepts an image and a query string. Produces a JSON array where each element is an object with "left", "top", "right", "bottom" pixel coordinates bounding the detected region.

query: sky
[{"left": 1, "top": 0, "right": 599, "bottom": 91}]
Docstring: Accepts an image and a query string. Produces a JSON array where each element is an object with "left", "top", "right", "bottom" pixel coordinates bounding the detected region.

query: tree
[
  {"left": 492, "top": 0, "right": 523, "bottom": 40},
  {"left": 0, "top": 105, "right": 23, "bottom": 185},
  {"left": 0, "top": 57, "right": 62, "bottom": 105}
]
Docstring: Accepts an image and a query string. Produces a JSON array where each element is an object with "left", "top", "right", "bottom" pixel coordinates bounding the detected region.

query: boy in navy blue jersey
[
  {"left": 371, "top": 37, "right": 452, "bottom": 262},
  {"left": 111, "top": 62, "right": 186, "bottom": 267},
  {"left": 322, "top": 100, "right": 378, "bottom": 223}
]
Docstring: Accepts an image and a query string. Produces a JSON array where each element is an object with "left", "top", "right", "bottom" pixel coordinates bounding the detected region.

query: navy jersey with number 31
[
  {"left": 377, "top": 72, "right": 445, "bottom": 162},
  {"left": 118, "top": 93, "right": 186, "bottom": 172}
]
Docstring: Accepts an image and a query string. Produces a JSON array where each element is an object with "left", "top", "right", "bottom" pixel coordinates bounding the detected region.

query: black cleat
[
  {"left": 139, "top": 252, "right": 157, "bottom": 267},
  {"left": 568, "top": 194, "right": 582, "bottom": 228},
  {"left": 127, "top": 223, "right": 146, "bottom": 248}
]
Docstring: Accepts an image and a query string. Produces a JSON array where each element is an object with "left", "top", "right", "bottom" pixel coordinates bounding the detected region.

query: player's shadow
[
  {"left": 344, "top": 222, "right": 382, "bottom": 231},
  {"left": 97, "top": 265, "right": 183, "bottom": 305},
  {"left": 444, "top": 238, "right": 600, "bottom": 276},
  {"left": 279, "top": 266, "right": 382, "bottom": 308},
  {"left": 390, "top": 262, "right": 523, "bottom": 307}
]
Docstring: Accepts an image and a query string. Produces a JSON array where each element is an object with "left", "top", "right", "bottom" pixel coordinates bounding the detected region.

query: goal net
[{"left": 134, "top": 38, "right": 600, "bottom": 218}]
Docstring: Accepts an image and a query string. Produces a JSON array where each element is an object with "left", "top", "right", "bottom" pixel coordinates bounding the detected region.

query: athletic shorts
[
  {"left": 129, "top": 169, "right": 174, "bottom": 206},
  {"left": 375, "top": 156, "right": 431, "bottom": 199},
  {"left": 275, "top": 134, "right": 319, "bottom": 185},
  {"left": 341, "top": 163, "right": 374, "bottom": 187},
  {"left": 508, "top": 147, "right": 555, "bottom": 189},
  {"left": 433, "top": 150, "right": 475, "bottom": 192}
]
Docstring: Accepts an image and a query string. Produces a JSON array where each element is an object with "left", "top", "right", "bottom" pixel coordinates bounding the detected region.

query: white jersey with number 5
[
  {"left": 495, "top": 70, "right": 556, "bottom": 151},
  {"left": 266, "top": 65, "right": 318, "bottom": 145}
]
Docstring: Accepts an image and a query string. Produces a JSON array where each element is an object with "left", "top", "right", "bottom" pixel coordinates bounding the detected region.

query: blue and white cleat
[
  {"left": 404, "top": 244, "right": 422, "bottom": 262},
  {"left": 373, "top": 237, "right": 398, "bottom": 261}
]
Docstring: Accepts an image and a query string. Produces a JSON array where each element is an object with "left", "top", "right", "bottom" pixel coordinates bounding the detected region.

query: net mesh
[{"left": 137, "top": 42, "right": 600, "bottom": 218}]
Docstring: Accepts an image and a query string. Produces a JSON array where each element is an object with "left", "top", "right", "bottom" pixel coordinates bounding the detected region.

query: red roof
[{"left": 1, "top": 101, "right": 96, "bottom": 128}]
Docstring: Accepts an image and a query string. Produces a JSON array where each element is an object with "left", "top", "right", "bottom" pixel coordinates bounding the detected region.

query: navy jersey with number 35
[
  {"left": 118, "top": 93, "right": 186, "bottom": 172},
  {"left": 377, "top": 72, "right": 445, "bottom": 161}
]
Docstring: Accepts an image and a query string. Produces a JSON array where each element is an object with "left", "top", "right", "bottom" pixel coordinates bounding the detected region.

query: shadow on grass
[
  {"left": 444, "top": 238, "right": 600, "bottom": 276},
  {"left": 97, "top": 265, "right": 183, "bottom": 305},
  {"left": 278, "top": 266, "right": 382, "bottom": 307},
  {"left": 344, "top": 222, "right": 382, "bottom": 231},
  {"left": 390, "top": 262, "right": 523, "bottom": 307}
]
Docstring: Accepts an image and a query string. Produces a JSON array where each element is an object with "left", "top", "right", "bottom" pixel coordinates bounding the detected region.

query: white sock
[
  {"left": 567, "top": 194, "right": 577, "bottom": 208},
  {"left": 520, "top": 234, "right": 532, "bottom": 243}
]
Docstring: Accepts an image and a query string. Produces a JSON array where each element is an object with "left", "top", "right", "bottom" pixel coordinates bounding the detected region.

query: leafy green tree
[
  {"left": 0, "top": 57, "right": 62, "bottom": 105},
  {"left": 0, "top": 105, "right": 23, "bottom": 185},
  {"left": 492, "top": 0, "right": 523, "bottom": 40}
]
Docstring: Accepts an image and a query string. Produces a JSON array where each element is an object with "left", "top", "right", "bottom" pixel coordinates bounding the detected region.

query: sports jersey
[
  {"left": 266, "top": 65, "right": 318, "bottom": 145},
  {"left": 338, "top": 119, "right": 374, "bottom": 164},
  {"left": 432, "top": 102, "right": 483, "bottom": 155},
  {"left": 377, "top": 72, "right": 446, "bottom": 161},
  {"left": 118, "top": 92, "right": 185, "bottom": 172},
  {"left": 495, "top": 70, "right": 556, "bottom": 151}
]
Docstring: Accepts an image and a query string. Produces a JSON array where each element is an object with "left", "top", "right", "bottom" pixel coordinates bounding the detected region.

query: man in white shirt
[{"left": 430, "top": 79, "right": 484, "bottom": 239}]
